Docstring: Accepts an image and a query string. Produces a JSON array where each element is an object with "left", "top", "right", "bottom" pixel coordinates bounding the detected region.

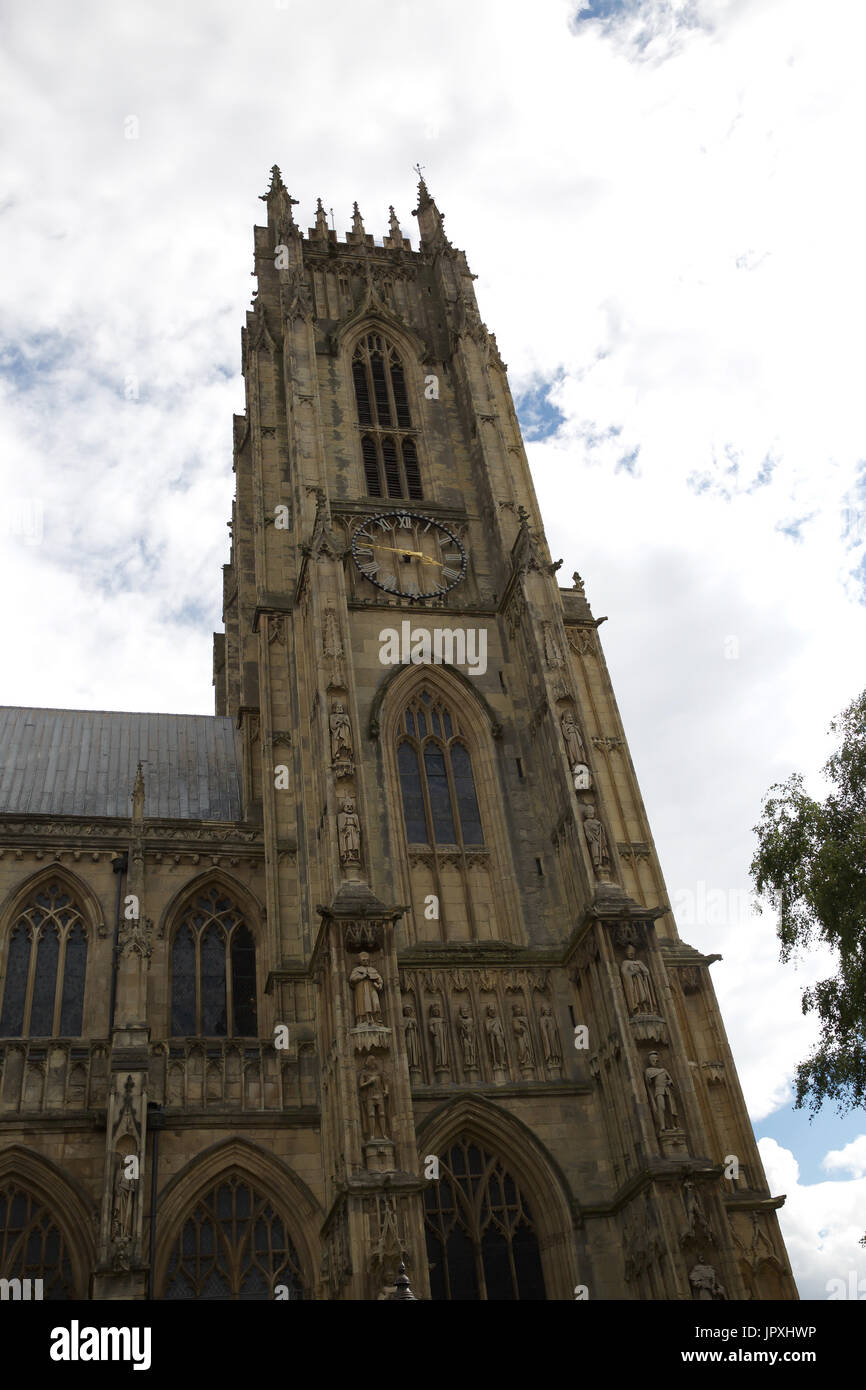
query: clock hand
[{"left": 367, "top": 544, "right": 445, "bottom": 567}]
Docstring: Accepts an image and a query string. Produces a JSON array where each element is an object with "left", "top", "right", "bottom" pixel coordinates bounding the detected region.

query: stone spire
[
  {"left": 261, "top": 164, "right": 285, "bottom": 199},
  {"left": 383, "top": 205, "right": 407, "bottom": 251},
  {"left": 414, "top": 166, "right": 433, "bottom": 209},
  {"left": 131, "top": 761, "right": 145, "bottom": 824},
  {"left": 351, "top": 202, "right": 366, "bottom": 237},
  {"left": 259, "top": 164, "right": 299, "bottom": 236},
  {"left": 412, "top": 169, "right": 448, "bottom": 250},
  {"left": 314, "top": 197, "right": 330, "bottom": 239}
]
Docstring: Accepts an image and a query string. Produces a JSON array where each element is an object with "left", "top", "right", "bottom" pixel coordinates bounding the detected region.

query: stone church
[{"left": 0, "top": 168, "right": 797, "bottom": 1300}]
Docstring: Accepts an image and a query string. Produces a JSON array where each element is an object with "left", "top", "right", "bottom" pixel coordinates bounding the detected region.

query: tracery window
[
  {"left": 0, "top": 882, "right": 88, "bottom": 1038},
  {"left": 424, "top": 1137, "right": 546, "bottom": 1300},
  {"left": 170, "top": 887, "right": 257, "bottom": 1038},
  {"left": 0, "top": 1181, "right": 75, "bottom": 1299},
  {"left": 352, "top": 332, "right": 423, "bottom": 499},
  {"left": 163, "top": 1174, "right": 304, "bottom": 1300},
  {"left": 398, "top": 691, "right": 484, "bottom": 848}
]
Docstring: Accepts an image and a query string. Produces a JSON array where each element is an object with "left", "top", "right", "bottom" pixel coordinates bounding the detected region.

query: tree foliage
[{"left": 750, "top": 690, "right": 866, "bottom": 1115}]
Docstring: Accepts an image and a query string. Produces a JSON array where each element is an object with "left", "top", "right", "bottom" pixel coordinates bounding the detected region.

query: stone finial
[
  {"left": 412, "top": 165, "right": 450, "bottom": 250},
  {"left": 414, "top": 164, "right": 432, "bottom": 209},
  {"left": 315, "top": 197, "right": 329, "bottom": 237},
  {"left": 388, "top": 205, "right": 402, "bottom": 241},
  {"left": 389, "top": 1260, "right": 417, "bottom": 1300},
  {"left": 351, "top": 202, "right": 365, "bottom": 237},
  {"left": 260, "top": 165, "right": 299, "bottom": 230},
  {"left": 131, "top": 761, "right": 145, "bottom": 821}
]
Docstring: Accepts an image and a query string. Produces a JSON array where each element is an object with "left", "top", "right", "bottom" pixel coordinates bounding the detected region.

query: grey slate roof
[{"left": 0, "top": 707, "right": 243, "bottom": 822}]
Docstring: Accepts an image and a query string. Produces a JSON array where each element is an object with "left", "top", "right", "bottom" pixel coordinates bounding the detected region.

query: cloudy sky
[{"left": 1, "top": 0, "right": 865, "bottom": 1299}]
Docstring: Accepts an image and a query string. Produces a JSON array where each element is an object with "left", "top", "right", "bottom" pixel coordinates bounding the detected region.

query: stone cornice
[{"left": 0, "top": 816, "right": 264, "bottom": 855}]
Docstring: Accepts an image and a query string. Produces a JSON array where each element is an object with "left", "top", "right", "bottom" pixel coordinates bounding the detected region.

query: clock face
[{"left": 351, "top": 511, "right": 467, "bottom": 601}]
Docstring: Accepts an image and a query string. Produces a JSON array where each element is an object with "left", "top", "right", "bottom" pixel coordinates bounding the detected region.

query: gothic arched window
[
  {"left": 0, "top": 882, "right": 88, "bottom": 1038},
  {"left": 163, "top": 1174, "right": 304, "bottom": 1300},
  {"left": 398, "top": 691, "right": 484, "bottom": 848},
  {"left": 170, "top": 887, "right": 257, "bottom": 1038},
  {"left": 0, "top": 1180, "right": 75, "bottom": 1299},
  {"left": 424, "top": 1137, "right": 546, "bottom": 1300},
  {"left": 352, "top": 332, "right": 423, "bottom": 499}
]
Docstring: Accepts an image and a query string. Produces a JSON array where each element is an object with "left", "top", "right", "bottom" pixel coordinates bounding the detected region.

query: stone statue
[
  {"left": 111, "top": 1234, "right": 133, "bottom": 1273},
  {"left": 457, "top": 1005, "right": 476, "bottom": 1069},
  {"left": 511, "top": 1004, "right": 534, "bottom": 1067},
  {"left": 560, "top": 710, "right": 585, "bottom": 767},
  {"left": 111, "top": 1152, "right": 136, "bottom": 1244},
  {"left": 539, "top": 1004, "right": 562, "bottom": 1067},
  {"left": 485, "top": 1004, "right": 506, "bottom": 1069},
  {"left": 543, "top": 623, "right": 563, "bottom": 668},
  {"left": 682, "top": 1181, "right": 715, "bottom": 1247},
  {"left": 338, "top": 798, "right": 361, "bottom": 863},
  {"left": 644, "top": 1051, "right": 679, "bottom": 1132},
  {"left": 620, "top": 946, "right": 657, "bottom": 1015},
  {"left": 581, "top": 802, "right": 610, "bottom": 875},
  {"left": 329, "top": 703, "right": 354, "bottom": 762},
  {"left": 358, "top": 1057, "right": 390, "bottom": 1140},
  {"left": 402, "top": 1004, "right": 420, "bottom": 1069},
  {"left": 428, "top": 1003, "right": 448, "bottom": 1069},
  {"left": 323, "top": 608, "right": 343, "bottom": 658},
  {"left": 689, "top": 1258, "right": 726, "bottom": 1300},
  {"left": 349, "top": 952, "right": 383, "bottom": 1025}
]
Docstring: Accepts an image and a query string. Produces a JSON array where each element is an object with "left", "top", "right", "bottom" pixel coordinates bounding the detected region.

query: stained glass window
[
  {"left": 397, "top": 692, "right": 485, "bottom": 848},
  {"left": 0, "top": 884, "right": 88, "bottom": 1038},
  {"left": 0, "top": 1181, "right": 75, "bottom": 1298},
  {"left": 424, "top": 1138, "right": 545, "bottom": 1301},
  {"left": 163, "top": 1174, "right": 304, "bottom": 1300},
  {"left": 170, "top": 888, "right": 257, "bottom": 1038}
]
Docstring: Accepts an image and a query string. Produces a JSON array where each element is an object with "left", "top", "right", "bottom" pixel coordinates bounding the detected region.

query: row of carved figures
[
  {"left": 347, "top": 950, "right": 566, "bottom": 1083},
  {"left": 400, "top": 996, "right": 563, "bottom": 1083}
]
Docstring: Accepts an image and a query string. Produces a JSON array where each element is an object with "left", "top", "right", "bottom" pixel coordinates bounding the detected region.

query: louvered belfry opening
[{"left": 352, "top": 332, "right": 423, "bottom": 499}]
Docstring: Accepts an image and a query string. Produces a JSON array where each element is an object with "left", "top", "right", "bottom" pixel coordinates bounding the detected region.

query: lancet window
[
  {"left": 352, "top": 332, "right": 423, "bottom": 499},
  {"left": 0, "top": 883, "right": 88, "bottom": 1038},
  {"left": 424, "top": 1137, "right": 546, "bottom": 1300},
  {"left": 170, "top": 887, "right": 257, "bottom": 1038}
]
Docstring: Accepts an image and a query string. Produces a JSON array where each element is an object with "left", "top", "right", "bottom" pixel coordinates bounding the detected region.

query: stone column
[
  {"left": 313, "top": 882, "right": 428, "bottom": 1299},
  {"left": 93, "top": 764, "right": 152, "bottom": 1299}
]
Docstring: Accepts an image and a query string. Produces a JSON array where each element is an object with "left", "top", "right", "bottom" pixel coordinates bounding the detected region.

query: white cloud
[
  {"left": 760, "top": 1139, "right": 866, "bottom": 1299},
  {"left": 823, "top": 1136, "right": 866, "bottom": 1181}
]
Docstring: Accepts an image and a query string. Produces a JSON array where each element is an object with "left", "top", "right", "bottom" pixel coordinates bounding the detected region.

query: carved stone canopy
[
  {"left": 316, "top": 880, "right": 403, "bottom": 954},
  {"left": 345, "top": 921, "right": 382, "bottom": 954}
]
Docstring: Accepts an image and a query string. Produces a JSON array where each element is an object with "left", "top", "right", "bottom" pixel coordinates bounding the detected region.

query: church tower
[
  {"left": 209, "top": 165, "right": 797, "bottom": 1300},
  {"left": 0, "top": 167, "right": 797, "bottom": 1303}
]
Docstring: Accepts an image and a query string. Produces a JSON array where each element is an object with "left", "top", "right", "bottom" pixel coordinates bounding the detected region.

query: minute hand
[{"left": 368, "top": 544, "right": 445, "bottom": 567}]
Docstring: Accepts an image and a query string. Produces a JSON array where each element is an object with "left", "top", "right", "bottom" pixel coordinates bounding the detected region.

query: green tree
[{"left": 750, "top": 689, "right": 866, "bottom": 1117}]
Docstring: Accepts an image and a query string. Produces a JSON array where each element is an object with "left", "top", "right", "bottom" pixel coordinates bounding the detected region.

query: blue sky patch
[
  {"left": 515, "top": 374, "right": 566, "bottom": 441},
  {"left": 0, "top": 335, "right": 73, "bottom": 391},
  {"left": 573, "top": 0, "right": 628, "bottom": 20},
  {"left": 776, "top": 514, "right": 816, "bottom": 542},
  {"left": 757, "top": 1103, "right": 866, "bottom": 1188},
  {"left": 164, "top": 598, "right": 213, "bottom": 629}
]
